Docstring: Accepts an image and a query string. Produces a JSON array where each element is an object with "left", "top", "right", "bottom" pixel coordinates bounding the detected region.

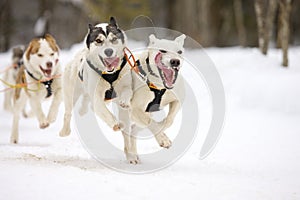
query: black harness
[
  {"left": 26, "top": 70, "right": 53, "bottom": 98},
  {"left": 135, "top": 58, "right": 166, "bottom": 112},
  {"left": 85, "top": 57, "right": 127, "bottom": 100}
]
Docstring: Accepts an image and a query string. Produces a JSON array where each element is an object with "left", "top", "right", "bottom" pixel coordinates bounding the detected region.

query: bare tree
[
  {"left": 0, "top": 0, "right": 12, "bottom": 51},
  {"left": 279, "top": 0, "right": 292, "bottom": 67},
  {"left": 264, "top": 0, "right": 278, "bottom": 50},
  {"left": 233, "top": 0, "right": 247, "bottom": 47},
  {"left": 255, "top": 0, "right": 266, "bottom": 53},
  {"left": 255, "top": 0, "right": 278, "bottom": 54},
  {"left": 197, "top": 0, "right": 211, "bottom": 46}
]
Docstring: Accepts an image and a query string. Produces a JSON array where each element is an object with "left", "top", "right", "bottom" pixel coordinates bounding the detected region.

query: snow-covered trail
[{"left": 1, "top": 46, "right": 300, "bottom": 199}]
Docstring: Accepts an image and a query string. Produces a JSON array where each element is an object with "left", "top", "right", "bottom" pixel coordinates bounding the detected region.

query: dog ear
[
  {"left": 149, "top": 34, "right": 157, "bottom": 45},
  {"left": 88, "top": 23, "right": 94, "bottom": 32},
  {"left": 109, "top": 17, "right": 118, "bottom": 27},
  {"left": 44, "top": 34, "right": 59, "bottom": 52},
  {"left": 25, "top": 39, "right": 40, "bottom": 60},
  {"left": 86, "top": 24, "right": 94, "bottom": 49},
  {"left": 175, "top": 34, "right": 186, "bottom": 46}
]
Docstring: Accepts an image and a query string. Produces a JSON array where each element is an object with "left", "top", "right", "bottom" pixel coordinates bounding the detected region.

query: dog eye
[
  {"left": 111, "top": 37, "right": 117, "bottom": 43},
  {"left": 177, "top": 50, "right": 183, "bottom": 54},
  {"left": 50, "top": 53, "right": 54, "bottom": 56},
  {"left": 159, "top": 49, "right": 167, "bottom": 53},
  {"left": 95, "top": 39, "right": 103, "bottom": 44},
  {"left": 37, "top": 54, "right": 43, "bottom": 57}
]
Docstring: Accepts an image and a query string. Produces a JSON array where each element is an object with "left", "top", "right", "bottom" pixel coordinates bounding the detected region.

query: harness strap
[
  {"left": 86, "top": 56, "right": 127, "bottom": 100},
  {"left": 145, "top": 57, "right": 159, "bottom": 78},
  {"left": 26, "top": 70, "right": 53, "bottom": 98},
  {"left": 145, "top": 87, "right": 166, "bottom": 112},
  {"left": 135, "top": 58, "right": 167, "bottom": 112}
]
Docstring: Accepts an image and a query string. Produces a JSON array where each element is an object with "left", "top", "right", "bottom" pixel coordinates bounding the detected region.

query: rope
[
  {"left": 0, "top": 73, "right": 61, "bottom": 93},
  {"left": 0, "top": 64, "right": 17, "bottom": 74}
]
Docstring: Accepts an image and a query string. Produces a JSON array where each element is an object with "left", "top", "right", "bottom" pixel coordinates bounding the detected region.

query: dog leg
[
  {"left": 122, "top": 131, "right": 139, "bottom": 164},
  {"left": 163, "top": 100, "right": 181, "bottom": 129},
  {"left": 59, "top": 81, "right": 80, "bottom": 137},
  {"left": 148, "top": 121, "right": 172, "bottom": 149},
  {"left": 3, "top": 91, "right": 13, "bottom": 112},
  {"left": 118, "top": 86, "right": 132, "bottom": 109},
  {"left": 22, "top": 108, "right": 34, "bottom": 118},
  {"left": 47, "top": 87, "right": 62, "bottom": 123},
  {"left": 131, "top": 107, "right": 152, "bottom": 128},
  {"left": 28, "top": 96, "right": 49, "bottom": 129},
  {"left": 10, "top": 95, "right": 27, "bottom": 144},
  {"left": 78, "top": 93, "right": 89, "bottom": 116},
  {"left": 119, "top": 108, "right": 139, "bottom": 164},
  {"left": 92, "top": 91, "right": 121, "bottom": 131}
]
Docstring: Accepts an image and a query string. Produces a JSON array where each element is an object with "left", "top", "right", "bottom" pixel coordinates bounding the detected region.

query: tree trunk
[
  {"left": 197, "top": 0, "right": 211, "bottom": 46},
  {"left": 279, "top": 0, "right": 292, "bottom": 67},
  {"left": 264, "top": 0, "right": 278, "bottom": 51},
  {"left": 233, "top": 0, "right": 247, "bottom": 47},
  {"left": 255, "top": 0, "right": 266, "bottom": 54},
  {"left": 255, "top": 0, "right": 278, "bottom": 54},
  {"left": 0, "top": 0, "right": 12, "bottom": 51}
]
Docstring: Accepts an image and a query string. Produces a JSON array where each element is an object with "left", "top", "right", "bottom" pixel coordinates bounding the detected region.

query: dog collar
[
  {"left": 86, "top": 56, "right": 127, "bottom": 100},
  {"left": 26, "top": 69, "right": 53, "bottom": 98}
]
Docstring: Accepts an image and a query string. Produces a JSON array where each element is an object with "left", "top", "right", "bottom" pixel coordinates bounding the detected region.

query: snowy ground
[{"left": 1, "top": 45, "right": 300, "bottom": 199}]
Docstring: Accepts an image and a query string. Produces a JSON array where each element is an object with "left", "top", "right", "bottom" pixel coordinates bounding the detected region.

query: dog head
[
  {"left": 85, "top": 17, "right": 126, "bottom": 74},
  {"left": 24, "top": 34, "right": 60, "bottom": 78},
  {"left": 147, "top": 34, "right": 186, "bottom": 89},
  {"left": 12, "top": 46, "right": 24, "bottom": 66}
]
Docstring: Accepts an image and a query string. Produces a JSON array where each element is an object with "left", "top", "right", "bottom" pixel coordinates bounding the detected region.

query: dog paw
[
  {"left": 47, "top": 113, "right": 57, "bottom": 124},
  {"left": 119, "top": 99, "right": 130, "bottom": 109},
  {"left": 40, "top": 122, "right": 50, "bottom": 129},
  {"left": 113, "top": 122, "right": 125, "bottom": 131},
  {"left": 10, "top": 137, "right": 18, "bottom": 144},
  {"left": 78, "top": 106, "right": 88, "bottom": 116},
  {"left": 127, "top": 154, "right": 140, "bottom": 165},
  {"left": 155, "top": 133, "right": 172, "bottom": 149},
  {"left": 119, "top": 101, "right": 130, "bottom": 109},
  {"left": 59, "top": 127, "right": 71, "bottom": 137}
]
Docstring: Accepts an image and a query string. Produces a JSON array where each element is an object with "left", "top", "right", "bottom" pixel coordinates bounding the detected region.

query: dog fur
[
  {"left": 125, "top": 34, "right": 186, "bottom": 163},
  {"left": 59, "top": 17, "right": 133, "bottom": 149},
  {"left": 10, "top": 34, "right": 62, "bottom": 144},
  {"left": 3, "top": 46, "right": 25, "bottom": 112}
]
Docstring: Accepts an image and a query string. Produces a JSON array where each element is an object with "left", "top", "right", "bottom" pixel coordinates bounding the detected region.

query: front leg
[
  {"left": 118, "top": 86, "right": 132, "bottom": 109},
  {"left": 163, "top": 100, "right": 181, "bottom": 129},
  {"left": 28, "top": 95, "right": 48, "bottom": 129},
  {"left": 93, "top": 91, "right": 122, "bottom": 131},
  {"left": 47, "top": 87, "right": 62, "bottom": 123}
]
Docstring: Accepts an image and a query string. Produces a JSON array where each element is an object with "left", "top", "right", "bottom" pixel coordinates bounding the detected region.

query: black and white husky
[
  {"left": 125, "top": 34, "right": 186, "bottom": 164},
  {"left": 59, "top": 17, "right": 132, "bottom": 137}
]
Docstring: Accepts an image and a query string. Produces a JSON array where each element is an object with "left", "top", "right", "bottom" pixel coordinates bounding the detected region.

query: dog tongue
[
  {"left": 155, "top": 53, "right": 174, "bottom": 88},
  {"left": 162, "top": 68, "right": 174, "bottom": 87},
  {"left": 104, "top": 57, "right": 119, "bottom": 71},
  {"left": 44, "top": 69, "right": 52, "bottom": 77}
]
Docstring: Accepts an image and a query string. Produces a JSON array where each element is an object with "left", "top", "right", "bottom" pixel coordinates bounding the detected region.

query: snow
[{"left": 1, "top": 45, "right": 300, "bottom": 199}]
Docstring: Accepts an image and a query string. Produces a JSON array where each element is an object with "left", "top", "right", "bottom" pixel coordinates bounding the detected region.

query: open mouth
[
  {"left": 99, "top": 56, "right": 120, "bottom": 73},
  {"left": 155, "top": 53, "right": 179, "bottom": 89},
  {"left": 39, "top": 66, "right": 52, "bottom": 77}
]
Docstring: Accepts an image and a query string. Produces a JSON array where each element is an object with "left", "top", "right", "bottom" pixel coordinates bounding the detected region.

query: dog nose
[
  {"left": 46, "top": 62, "right": 53, "bottom": 68},
  {"left": 104, "top": 48, "right": 113, "bottom": 57},
  {"left": 170, "top": 59, "right": 180, "bottom": 67}
]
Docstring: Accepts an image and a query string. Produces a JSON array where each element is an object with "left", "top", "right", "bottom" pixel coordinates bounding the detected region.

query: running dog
[
  {"left": 59, "top": 17, "right": 132, "bottom": 142},
  {"left": 3, "top": 46, "right": 24, "bottom": 112},
  {"left": 126, "top": 34, "right": 186, "bottom": 163},
  {"left": 10, "top": 34, "right": 62, "bottom": 143}
]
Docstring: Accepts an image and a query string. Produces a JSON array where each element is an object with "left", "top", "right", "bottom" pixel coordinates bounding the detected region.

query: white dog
[
  {"left": 10, "top": 34, "right": 62, "bottom": 143},
  {"left": 125, "top": 34, "right": 186, "bottom": 163},
  {"left": 59, "top": 17, "right": 132, "bottom": 142}
]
